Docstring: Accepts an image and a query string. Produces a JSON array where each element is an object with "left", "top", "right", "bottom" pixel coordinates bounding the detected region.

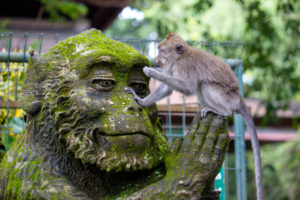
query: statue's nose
[{"left": 127, "top": 104, "right": 143, "bottom": 112}]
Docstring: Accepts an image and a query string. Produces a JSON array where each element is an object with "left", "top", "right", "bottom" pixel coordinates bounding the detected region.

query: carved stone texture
[{"left": 0, "top": 29, "right": 230, "bottom": 200}]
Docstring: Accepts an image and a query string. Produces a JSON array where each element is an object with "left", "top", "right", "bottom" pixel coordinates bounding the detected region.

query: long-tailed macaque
[{"left": 125, "top": 33, "right": 262, "bottom": 200}]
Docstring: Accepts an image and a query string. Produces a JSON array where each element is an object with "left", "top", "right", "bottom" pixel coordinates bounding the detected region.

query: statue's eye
[
  {"left": 130, "top": 83, "right": 147, "bottom": 95},
  {"left": 92, "top": 79, "right": 115, "bottom": 91}
]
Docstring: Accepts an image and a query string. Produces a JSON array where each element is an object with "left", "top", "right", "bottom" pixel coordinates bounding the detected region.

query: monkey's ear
[
  {"left": 175, "top": 44, "right": 184, "bottom": 55},
  {"left": 21, "top": 54, "right": 48, "bottom": 115},
  {"left": 166, "top": 33, "right": 176, "bottom": 39}
]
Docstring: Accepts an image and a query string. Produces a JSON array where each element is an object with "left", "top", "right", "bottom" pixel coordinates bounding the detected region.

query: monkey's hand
[
  {"left": 143, "top": 66, "right": 160, "bottom": 78},
  {"left": 125, "top": 87, "right": 144, "bottom": 105},
  {"left": 126, "top": 114, "right": 230, "bottom": 200}
]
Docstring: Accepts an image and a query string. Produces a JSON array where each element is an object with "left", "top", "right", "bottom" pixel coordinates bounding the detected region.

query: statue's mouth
[
  {"left": 92, "top": 128, "right": 152, "bottom": 139},
  {"left": 99, "top": 132, "right": 151, "bottom": 138},
  {"left": 93, "top": 130, "right": 152, "bottom": 153}
]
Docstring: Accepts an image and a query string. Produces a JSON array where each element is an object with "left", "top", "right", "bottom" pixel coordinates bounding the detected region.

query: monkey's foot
[
  {"left": 200, "top": 107, "right": 229, "bottom": 118},
  {"left": 200, "top": 107, "right": 218, "bottom": 118}
]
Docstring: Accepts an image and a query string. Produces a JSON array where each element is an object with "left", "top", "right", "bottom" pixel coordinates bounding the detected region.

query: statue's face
[
  {"left": 21, "top": 30, "right": 170, "bottom": 173},
  {"left": 54, "top": 62, "right": 169, "bottom": 172}
]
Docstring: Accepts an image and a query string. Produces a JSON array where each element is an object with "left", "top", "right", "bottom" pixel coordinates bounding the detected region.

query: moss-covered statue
[{"left": 0, "top": 29, "right": 230, "bottom": 200}]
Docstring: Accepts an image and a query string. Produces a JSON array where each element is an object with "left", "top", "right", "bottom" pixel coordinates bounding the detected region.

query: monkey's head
[
  {"left": 156, "top": 33, "right": 186, "bottom": 67},
  {"left": 21, "top": 29, "right": 170, "bottom": 173}
]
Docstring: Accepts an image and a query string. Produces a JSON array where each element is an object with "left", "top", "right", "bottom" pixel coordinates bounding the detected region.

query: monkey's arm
[
  {"left": 125, "top": 83, "right": 172, "bottom": 107},
  {"left": 143, "top": 67, "right": 194, "bottom": 95}
]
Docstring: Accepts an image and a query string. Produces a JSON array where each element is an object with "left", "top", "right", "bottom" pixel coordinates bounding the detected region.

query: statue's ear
[{"left": 21, "top": 53, "right": 48, "bottom": 115}]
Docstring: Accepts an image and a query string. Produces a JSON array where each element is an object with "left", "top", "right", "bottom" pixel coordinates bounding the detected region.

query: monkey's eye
[
  {"left": 130, "top": 83, "right": 147, "bottom": 95},
  {"left": 91, "top": 79, "right": 115, "bottom": 91}
]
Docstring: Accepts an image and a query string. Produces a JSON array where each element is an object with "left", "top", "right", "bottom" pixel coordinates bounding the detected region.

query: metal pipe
[
  {"left": 0, "top": 52, "right": 30, "bottom": 62},
  {"left": 0, "top": 53, "right": 242, "bottom": 69},
  {"left": 234, "top": 62, "right": 247, "bottom": 200}
]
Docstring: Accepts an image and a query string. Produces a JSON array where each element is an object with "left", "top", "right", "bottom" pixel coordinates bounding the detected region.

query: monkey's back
[{"left": 178, "top": 46, "right": 240, "bottom": 93}]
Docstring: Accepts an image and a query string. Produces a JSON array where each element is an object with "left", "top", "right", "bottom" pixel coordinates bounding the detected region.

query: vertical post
[
  {"left": 6, "top": 33, "right": 12, "bottom": 151},
  {"left": 182, "top": 95, "right": 186, "bottom": 135},
  {"left": 53, "top": 33, "right": 59, "bottom": 45},
  {"left": 21, "top": 33, "right": 28, "bottom": 122},
  {"left": 224, "top": 154, "right": 229, "bottom": 200},
  {"left": 167, "top": 96, "right": 172, "bottom": 142},
  {"left": 38, "top": 33, "right": 43, "bottom": 54},
  {"left": 234, "top": 62, "right": 247, "bottom": 200}
]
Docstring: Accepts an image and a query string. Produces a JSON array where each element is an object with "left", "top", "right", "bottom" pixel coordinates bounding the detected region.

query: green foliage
[
  {"left": 225, "top": 153, "right": 238, "bottom": 199},
  {"left": 246, "top": 146, "right": 288, "bottom": 200},
  {"left": 238, "top": 0, "right": 300, "bottom": 125},
  {"left": 0, "top": 117, "right": 25, "bottom": 152},
  {"left": 41, "top": 0, "right": 87, "bottom": 21},
  {"left": 0, "top": 62, "right": 25, "bottom": 152},
  {"left": 0, "top": 150, "right": 4, "bottom": 161},
  {"left": 245, "top": 140, "right": 300, "bottom": 200},
  {"left": 229, "top": 144, "right": 295, "bottom": 200},
  {"left": 107, "top": 0, "right": 215, "bottom": 39},
  {"left": 1, "top": 133, "right": 17, "bottom": 152},
  {"left": 273, "top": 138, "right": 300, "bottom": 199},
  {"left": 0, "top": 19, "right": 9, "bottom": 32}
]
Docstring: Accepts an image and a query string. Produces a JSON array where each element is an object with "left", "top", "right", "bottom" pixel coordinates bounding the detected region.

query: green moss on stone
[{"left": 46, "top": 29, "right": 150, "bottom": 74}]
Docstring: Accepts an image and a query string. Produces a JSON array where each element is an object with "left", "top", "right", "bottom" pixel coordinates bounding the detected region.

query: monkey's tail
[{"left": 238, "top": 97, "right": 262, "bottom": 200}]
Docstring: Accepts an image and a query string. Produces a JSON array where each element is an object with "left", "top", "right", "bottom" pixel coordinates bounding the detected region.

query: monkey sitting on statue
[{"left": 126, "top": 33, "right": 262, "bottom": 200}]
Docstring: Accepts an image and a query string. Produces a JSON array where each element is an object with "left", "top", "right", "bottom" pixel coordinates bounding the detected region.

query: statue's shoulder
[{"left": 0, "top": 140, "right": 43, "bottom": 199}]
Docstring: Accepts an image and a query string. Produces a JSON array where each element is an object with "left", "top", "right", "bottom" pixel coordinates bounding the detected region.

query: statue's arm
[
  {"left": 34, "top": 177, "right": 91, "bottom": 200},
  {"left": 126, "top": 114, "right": 230, "bottom": 200},
  {"left": 0, "top": 147, "right": 90, "bottom": 200}
]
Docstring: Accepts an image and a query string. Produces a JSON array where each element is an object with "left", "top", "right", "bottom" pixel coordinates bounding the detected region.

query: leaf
[{"left": 8, "top": 117, "right": 25, "bottom": 134}]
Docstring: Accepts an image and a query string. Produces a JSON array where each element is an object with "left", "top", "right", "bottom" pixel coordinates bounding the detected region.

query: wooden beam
[
  {"left": 0, "top": 101, "right": 21, "bottom": 109},
  {"left": 76, "top": 0, "right": 130, "bottom": 8},
  {"left": 157, "top": 104, "right": 251, "bottom": 113},
  {"left": 157, "top": 104, "right": 201, "bottom": 113}
]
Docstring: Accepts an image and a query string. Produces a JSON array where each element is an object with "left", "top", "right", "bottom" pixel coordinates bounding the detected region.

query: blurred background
[{"left": 1, "top": 0, "right": 300, "bottom": 199}]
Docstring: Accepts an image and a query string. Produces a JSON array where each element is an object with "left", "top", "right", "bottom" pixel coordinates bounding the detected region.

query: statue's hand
[
  {"left": 167, "top": 114, "right": 230, "bottom": 196},
  {"left": 127, "top": 114, "right": 230, "bottom": 200}
]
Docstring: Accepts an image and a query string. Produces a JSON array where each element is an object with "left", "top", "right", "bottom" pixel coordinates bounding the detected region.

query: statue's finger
[
  {"left": 191, "top": 115, "right": 212, "bottom": 152},
  {"left": 191, "top": 133, "right": 206, "bottom": 155},
  {"left": 185, "top": 112, "right": 202, "bottom": 136},
  {"left": 186, "top": 112, "right": 212, "bottom": 137},
  {"left": 179, "top": 134, "right": 194, "bottom": 154},
  {"left": 181, "top": 113, "right": 213, "bottom": 154},
  {"left": 201, "top": 115, "right": 226, "bottom": 157},
  {"left": 170, "top": 137, "right": 184, "bottom": 156},
  {"left": 212, "top": 133, "right": 230, "bottom": 163}
]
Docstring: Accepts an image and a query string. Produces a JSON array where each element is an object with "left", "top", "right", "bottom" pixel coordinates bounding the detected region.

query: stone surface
[{"left": 0, "top": 29, "right": 230, "bottom": 200}]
